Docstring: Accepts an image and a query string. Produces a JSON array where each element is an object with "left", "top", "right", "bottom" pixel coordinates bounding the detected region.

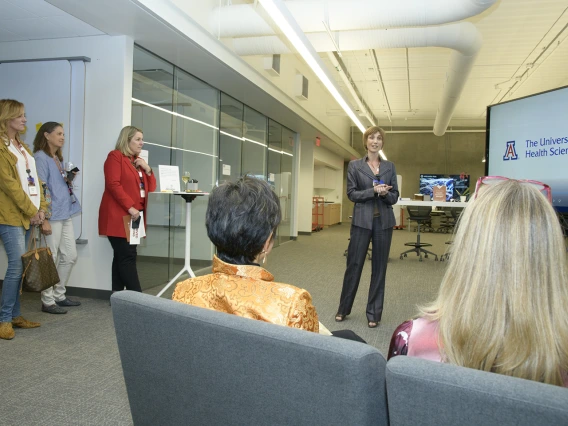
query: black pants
[
  {"left": 108, "top": 236, "right": 142, "bottom": 292},
  {"left": 338, "top": 217, "right": 393, "bottom": 322}
]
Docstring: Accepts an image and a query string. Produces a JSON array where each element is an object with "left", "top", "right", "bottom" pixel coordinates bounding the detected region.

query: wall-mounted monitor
[
  {"left": 486, "top": 85, "right": 568, "bottom": 212},
  {"left": 449, "top": 174, "right": 471, "bottom": 200},
  {"left": 419, "top": 174, "right": 455, "bottom": 201}
]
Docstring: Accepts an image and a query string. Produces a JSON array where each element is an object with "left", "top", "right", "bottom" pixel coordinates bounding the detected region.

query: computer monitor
[
  {"left": 449, "top": 174, "right": 470, "bottom": 200},
  {"left": 419, "top": 174, "right": 455, "bottom": 201}
]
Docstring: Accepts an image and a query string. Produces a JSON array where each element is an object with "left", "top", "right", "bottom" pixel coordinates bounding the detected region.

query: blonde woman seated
[
  {"left": 173, "top": 176, "right": 322, "bottom": 333},
  {"left": 388, "top": 177, "right": 568, "bottom": 387}
]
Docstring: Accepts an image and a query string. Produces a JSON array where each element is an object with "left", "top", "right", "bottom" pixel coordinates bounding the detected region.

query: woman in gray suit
[{"left": 336, "top": 126, "right": 399, "bottom": 328}]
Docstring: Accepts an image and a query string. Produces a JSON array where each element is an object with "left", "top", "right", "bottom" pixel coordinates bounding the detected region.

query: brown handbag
[{"left": 20, "top": 226, "right": 60, "bottom": 292}]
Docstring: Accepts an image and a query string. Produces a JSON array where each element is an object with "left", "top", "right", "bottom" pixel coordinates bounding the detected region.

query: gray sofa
[
  {"left": 111, "top": 291, "right": 389, "bottom": 426},
  {"left": 111, "top": 291, "right": 568, "bottom": 426},
  {"left": 386, "top": 354, "right": 568, "bottom": 426}
]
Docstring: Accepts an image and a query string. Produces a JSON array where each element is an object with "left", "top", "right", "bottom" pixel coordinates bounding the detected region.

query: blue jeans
[{"left": 0, "top": 225, "right": 31, "bottom": 322}]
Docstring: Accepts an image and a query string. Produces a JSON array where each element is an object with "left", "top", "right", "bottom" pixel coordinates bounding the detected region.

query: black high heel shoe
[
  {"left": 368, "top": 321, "right": 379, "bottom": 328},
  {"left": 335, "top": 314, "right": 346, "bottom": 322}
]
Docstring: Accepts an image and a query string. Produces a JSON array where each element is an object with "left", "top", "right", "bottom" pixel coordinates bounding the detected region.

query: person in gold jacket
[
  {"left": 0, "top": 99, "right": 48, "bottom": 340},
  {"left": 172, "top": 176, "right": 320, "bottom": 333}
]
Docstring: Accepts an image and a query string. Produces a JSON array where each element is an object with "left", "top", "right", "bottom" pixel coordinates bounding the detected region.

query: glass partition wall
[{"left": 132, "top": 46, "right": 296, "bottom": 289}]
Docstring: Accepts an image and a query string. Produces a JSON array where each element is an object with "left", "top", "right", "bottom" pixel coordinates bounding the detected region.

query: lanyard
[
  {"left": 52, "top": 156, "right": 77, "bottom": 203},
  {"left": 13, "top": 141, "right": 35, "bottom": 187}
]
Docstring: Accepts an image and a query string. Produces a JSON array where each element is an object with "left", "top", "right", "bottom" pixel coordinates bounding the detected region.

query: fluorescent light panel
[
  {"left": 132, "top": 98, "right": 219, "bottom": 130},
  {"left": 258, "top": 0, "right": 366, "bottom": 134},
  {"left": 143, "top": 140, "right": 218, "bottom": 158}
]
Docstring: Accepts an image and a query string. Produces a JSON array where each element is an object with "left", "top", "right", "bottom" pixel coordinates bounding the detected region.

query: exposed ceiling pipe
[
  {"left": 211, "top": 0, "right": 497, "bottom": 37},
  {"left": 230, "top": 23, "right": 482, "bottom": 135}
]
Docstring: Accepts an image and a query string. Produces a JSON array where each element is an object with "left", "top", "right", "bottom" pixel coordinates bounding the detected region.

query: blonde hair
[
  {"left": 421, "top": 180, "right": 568, "bottom": 386},
  {"left": 115, "top": 126, "right": 142, "bottom": 156},
  {"left": 362, "top": 126, "right": 385, "bottom": 152},
  {"left": 0, "top": 99, "right": 25, "bottom": 146}
]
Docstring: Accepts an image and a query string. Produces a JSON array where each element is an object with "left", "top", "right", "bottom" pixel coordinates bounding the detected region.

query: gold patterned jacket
[{"left": 172, "top": 256, "right": 319, "bottom": 333}]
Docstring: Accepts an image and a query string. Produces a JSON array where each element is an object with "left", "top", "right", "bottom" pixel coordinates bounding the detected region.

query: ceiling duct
[
  {"left": 211, "top": 0, "right": 497, "bottom": 37},
  {"left": 230, "top": 23, "right": 482, "bottom": 136}
]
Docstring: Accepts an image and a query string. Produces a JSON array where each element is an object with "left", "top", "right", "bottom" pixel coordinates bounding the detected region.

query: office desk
[
  {"left": 397, "top": 200, "right": 468, "bottom": 208},
  {"left": 397, "top": 200, "right": 468, "bottom": 230}
]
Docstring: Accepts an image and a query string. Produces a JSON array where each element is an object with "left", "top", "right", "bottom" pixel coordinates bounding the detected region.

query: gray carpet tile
[{"left": 0, "top": 222, "right": 451, "bottom": 425}]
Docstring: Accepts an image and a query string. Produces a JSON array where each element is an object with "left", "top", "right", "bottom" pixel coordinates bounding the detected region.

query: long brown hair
[{"left": 33, "top": 122, "right": 64, "bottom": 161}]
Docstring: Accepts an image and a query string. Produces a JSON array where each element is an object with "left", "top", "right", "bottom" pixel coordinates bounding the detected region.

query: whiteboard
[{"left": 0, "top": 60, "right": 86, "bottom": 238}]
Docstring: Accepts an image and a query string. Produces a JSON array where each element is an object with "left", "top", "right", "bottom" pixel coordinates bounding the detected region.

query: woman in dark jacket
[{"left": 336, "top": 126, "right": 399, "bottom": 328}]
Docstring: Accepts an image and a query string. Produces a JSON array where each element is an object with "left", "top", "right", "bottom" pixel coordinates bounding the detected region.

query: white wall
[
  {"left": 297, "top": 137, "right": 315, "bottom": 233},
  {"left": 0, "top": 35, "right": 134, "bottom": 291},
  {"left": 313, "top": 146, "right": 345, "bottom": 213}
]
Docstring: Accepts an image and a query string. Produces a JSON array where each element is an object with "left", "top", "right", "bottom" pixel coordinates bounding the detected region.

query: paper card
[
  {"left": 433, "top": 185, "right": 447, "bottom": 202},
  {"left": 222, "top": 164, "right": 231, "bottom": 176},
  {"left": 139, "top": 149, "right": 149, "bottom": 163},
  {"left": 159, "top": 165, "right": 181, "bottom": 192},
  {"left": 129, "top": 212, "right": 146, "bottom": 245}
]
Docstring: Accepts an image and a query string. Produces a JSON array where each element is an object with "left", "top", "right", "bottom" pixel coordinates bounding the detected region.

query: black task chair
[
  {"left": 400, "top": 206, "right": 438, "bottom": 261},
  {"left": 439, "top": 208, "right": 464, "bottom": 261}
]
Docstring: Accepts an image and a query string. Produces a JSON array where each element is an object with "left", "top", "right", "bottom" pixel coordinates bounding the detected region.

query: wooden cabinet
[
  {"left": 314, "top": 167, "right": 336, "bottom": 189},
  {"left": 323, "top": 203, "right": 341, "bottom": 226}
]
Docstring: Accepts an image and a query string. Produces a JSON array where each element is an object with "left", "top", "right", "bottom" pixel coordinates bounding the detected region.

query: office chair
[
  {"left": 400, "top": 206, "right": 439, "bottom": 261},
  {"left": 439, "top": 208, "right": 464, "bottom": 261}
]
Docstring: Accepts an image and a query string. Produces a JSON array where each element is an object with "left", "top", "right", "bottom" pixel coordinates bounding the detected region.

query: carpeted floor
[{"left": 0, "top": 223, "right": 452, "bottom": 425}]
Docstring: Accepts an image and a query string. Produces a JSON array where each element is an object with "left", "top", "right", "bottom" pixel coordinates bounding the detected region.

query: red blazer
[{"left": 98, "top": 150, "right": 157, "bottom": 238}]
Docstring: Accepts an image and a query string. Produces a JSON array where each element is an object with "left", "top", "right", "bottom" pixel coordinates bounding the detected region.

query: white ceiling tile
[
  {"left": 46, "top": 14, "right": 104, "bottom": 36},
  {"left": 0, "top": 0, "right": 37, "bottom": 19},
  {"left": 1, "top": 17, "right": 77, "bottom": 39},
  {"left": 0, "top": 26, "right": 24, "bottom": 41},
  {"left": 8, "top": 0, "right": 65, "bottom": 17}
]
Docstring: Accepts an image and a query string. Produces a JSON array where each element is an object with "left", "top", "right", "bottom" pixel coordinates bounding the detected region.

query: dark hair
[
  {"left": 33, "top": 121, "right": 64, "bottom": 161},
  {"left": 206, "top": 176, "right": 281, "bottom": 265}
]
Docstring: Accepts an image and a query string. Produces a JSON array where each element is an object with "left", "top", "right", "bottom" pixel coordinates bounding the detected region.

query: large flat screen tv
[
  {"left": 486, "top": 85, "right": 568, "bottom": 212},
  {"left": 419, "top": 174, "right": 455, "bottom": 201}
]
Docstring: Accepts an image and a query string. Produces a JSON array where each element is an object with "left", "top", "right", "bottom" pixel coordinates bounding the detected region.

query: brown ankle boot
[
  {"left": 0, "top": 322, "right": 15, "bottom": 340},
  {"left": 12, "top": 316, "right": 41, "bottom": 329}
]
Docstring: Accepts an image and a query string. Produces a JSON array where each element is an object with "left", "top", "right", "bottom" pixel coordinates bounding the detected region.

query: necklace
[{"left": 367, "top": 160, "right": 380, "bottom": 174}]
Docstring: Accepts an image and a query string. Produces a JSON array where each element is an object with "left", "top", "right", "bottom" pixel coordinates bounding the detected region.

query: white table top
[
  {"left": 397, "top": 199, "right": 468, "bottom": 208},
  {"left": 151, "top": 191, "right": 210, "bottom": 196}
]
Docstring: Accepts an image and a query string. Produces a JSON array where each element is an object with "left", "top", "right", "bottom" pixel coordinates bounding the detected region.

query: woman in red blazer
[{"left": 99, "top": 126, "right": 156, "bottom": 293}]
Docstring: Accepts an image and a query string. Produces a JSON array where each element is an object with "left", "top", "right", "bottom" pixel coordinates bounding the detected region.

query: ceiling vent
[
  {"left": 263, "top": 54, "right": 281, "bottom": 76},
  {"left": 295, "top": 73, "right": 309, "bottom": 100}
]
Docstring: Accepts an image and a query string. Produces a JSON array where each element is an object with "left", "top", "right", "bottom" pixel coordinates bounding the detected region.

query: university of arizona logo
[{"left": 503, "top": 141, "right": 518, "bottom": 160}]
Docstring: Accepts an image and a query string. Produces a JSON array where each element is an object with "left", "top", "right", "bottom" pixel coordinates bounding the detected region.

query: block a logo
[{"left": 503, "top": 141, "right": 518, "bottom": 161}]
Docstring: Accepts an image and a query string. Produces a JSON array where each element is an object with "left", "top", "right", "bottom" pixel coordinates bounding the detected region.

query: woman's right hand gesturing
[{"left": 128, "top": 207, "right": 140, "bottom": 221}]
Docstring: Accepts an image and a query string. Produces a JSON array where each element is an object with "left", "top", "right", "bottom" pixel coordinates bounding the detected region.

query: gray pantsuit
[{"left": 338, "top": 158, "right": 399, "bottom": 322}]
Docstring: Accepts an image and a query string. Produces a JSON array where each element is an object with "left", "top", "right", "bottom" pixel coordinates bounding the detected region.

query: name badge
[
  {"left": 29, "top": 185, "right": 38, "bottom": 196},
  {"left": 140, "top": 189, "right": 146, "bottom": 198}
]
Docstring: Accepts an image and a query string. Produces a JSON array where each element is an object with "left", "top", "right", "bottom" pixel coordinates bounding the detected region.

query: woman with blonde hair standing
[
  {"left": 33, "top": 121, "right": 82, "bottom": 314},
  {"left": 99, "top": 126, "right": 156, "bottom": 295},
  {"left": 0, "top": 99, "right": 48, "bottom": 340},
  {"left": 389, "top": 178, "right": 568, "bottom": 387}
]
